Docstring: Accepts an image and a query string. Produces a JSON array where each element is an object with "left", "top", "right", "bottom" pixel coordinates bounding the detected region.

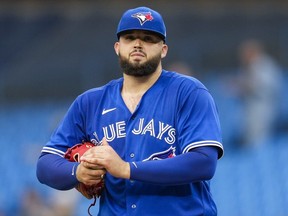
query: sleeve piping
[
  {"left": 41, "top": 147, "right": 65, "bottom": 157},
  {"left": 182, "top": 140, "right": 224, "bottom": 159}
]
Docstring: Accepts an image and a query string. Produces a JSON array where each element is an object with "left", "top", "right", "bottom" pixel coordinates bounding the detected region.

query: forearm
[
  {"left": 36, "top": 153, "right": 79, "bottom": 190},
  {"left": 130, "top": 147, "right": 218, "bottom": 185}
]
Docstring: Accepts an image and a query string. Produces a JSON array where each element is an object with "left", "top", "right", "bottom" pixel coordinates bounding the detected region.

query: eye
[
  {"left": 124, "top": 35, "right": 135, "bottom": 41},
  {"left": 142, "top": 35, "right": 160, "bottom": 43},
  {"left": 143, "top": 36, "right": 154, "bottom": 42}
]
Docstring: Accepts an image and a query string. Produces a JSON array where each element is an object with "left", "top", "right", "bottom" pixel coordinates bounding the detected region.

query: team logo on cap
[{"left": 131, "top": 12, "right": 153, "bottom": 25}]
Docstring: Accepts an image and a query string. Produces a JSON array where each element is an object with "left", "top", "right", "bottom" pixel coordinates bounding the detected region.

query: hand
[
  {"left": 81, "top": 138, "right": 130, "bottom": 179},
  {"left": 76, "top": 161, "right": 106, "bottom": 186}
]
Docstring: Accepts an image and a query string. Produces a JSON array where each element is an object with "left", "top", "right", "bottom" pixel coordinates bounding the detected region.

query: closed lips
[{"left": 130, "top": 51, "right": 146, "bottom": 57}]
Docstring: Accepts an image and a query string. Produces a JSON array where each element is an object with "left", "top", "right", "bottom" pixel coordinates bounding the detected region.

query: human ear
[
  {"left": 161, "top": 44, "right": 168, "bottom": 58},
  {"left": 114, "top": 42, "right": 120, "bottom": 56}
]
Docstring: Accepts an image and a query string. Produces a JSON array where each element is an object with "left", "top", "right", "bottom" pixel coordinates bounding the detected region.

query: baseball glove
[{"left": 64, "top": 142, "right": 105, "bottom": 199}]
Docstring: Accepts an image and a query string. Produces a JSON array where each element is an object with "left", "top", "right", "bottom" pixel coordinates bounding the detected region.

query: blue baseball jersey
[{"left": 42, "top": 70, "right": 223, "bottom": 215}]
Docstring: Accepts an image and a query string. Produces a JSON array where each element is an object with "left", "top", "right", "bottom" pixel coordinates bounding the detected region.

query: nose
[{"left": 133, "top": 38, "right": 143, "bottom": 48}]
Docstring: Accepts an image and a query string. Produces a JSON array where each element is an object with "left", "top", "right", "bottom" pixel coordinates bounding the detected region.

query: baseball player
[{"left": 37, "top": 6, "right": 224, "bottom": 216}]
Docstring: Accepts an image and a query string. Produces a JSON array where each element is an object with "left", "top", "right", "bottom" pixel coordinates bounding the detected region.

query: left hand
[{"left": 80, "top": 138, "right": 131, "bottom": 179}]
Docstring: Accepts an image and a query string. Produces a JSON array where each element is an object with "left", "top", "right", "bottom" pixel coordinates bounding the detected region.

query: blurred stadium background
[{"left": 0, "top": 1, "right": 288, "bottom": 215}]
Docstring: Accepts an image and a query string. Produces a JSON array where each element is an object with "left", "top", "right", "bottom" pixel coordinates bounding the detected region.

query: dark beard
[{"left": 119, "top": 53, "right": 161, "bottom": 77}]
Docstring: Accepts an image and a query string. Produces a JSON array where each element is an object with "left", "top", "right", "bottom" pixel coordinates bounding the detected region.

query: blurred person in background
[
  {"left": 49, "top": 190, "right": 79, "bottom": 216},
  {"left": 236, "top": 39, "right": 283, "bottom": 147},
  {"left": 20, "top": 188, "right": 53, "bottom": 216},
  {"left": 167, "top": 60, "right": 194, "bottom": 76},
  {"left": 20, "top": 187, "right": 78, "bottom": 216}
]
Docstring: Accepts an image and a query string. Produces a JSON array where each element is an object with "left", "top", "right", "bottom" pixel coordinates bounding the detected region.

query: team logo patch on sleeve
[
  {"left": 131, "top": 12, "right": 154, "bottom": 25},
  {"left": 143, "top": 146, "right": 176, "bottom": 161}
]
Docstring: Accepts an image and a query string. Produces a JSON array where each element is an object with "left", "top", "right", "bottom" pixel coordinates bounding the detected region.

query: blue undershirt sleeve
[
  {"left": 129, "top": 146, "right": 218, "bottom": 185},
  {"left": 36, "top": 153, "right": 79, "bottom": 190}
]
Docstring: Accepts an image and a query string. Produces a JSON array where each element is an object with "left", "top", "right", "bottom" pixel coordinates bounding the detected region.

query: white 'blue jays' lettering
[{"left": 102, "top": 118, "right": 176, "bottom": 144}]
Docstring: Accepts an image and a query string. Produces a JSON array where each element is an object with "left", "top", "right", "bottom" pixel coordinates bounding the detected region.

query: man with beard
[{"left": 37, "top": 6, "right": 224, "bottom": 216}]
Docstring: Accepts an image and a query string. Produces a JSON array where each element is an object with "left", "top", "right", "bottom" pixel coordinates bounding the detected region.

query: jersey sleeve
[
  {"left": 177, "top": 87, "right": 224, "bottom": 159},
  {"left": 41, "top": 96, "right": 87, "bottom": 157},
  {"left": 130, "top": 146, "right": 218, "bottom": 184}
]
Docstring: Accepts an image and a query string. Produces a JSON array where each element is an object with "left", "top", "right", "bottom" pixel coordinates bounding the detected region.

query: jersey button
[
  {"left": 131, "top": 204, "right": 137, "bottom": 209},
  {"left": 130, "top": 153, "right": 135, "bottom": 158}
]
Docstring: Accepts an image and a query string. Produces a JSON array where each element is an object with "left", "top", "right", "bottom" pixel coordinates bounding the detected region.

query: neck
[
  {"left": 122, "top": 66, "right": 162, "bottom": 95},
  {"left": 121, "top": 66, "right": 162, "bottom": 113}
]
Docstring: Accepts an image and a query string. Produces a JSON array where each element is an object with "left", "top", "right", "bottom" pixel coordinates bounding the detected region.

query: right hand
[{"left": 76, "top": 161, "right": 106, "bottom": 186}]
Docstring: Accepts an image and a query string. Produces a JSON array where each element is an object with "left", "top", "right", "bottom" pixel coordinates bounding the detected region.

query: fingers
[
  {"left": 81, "top": 145, "right": 112, "bottom": 164},
  {"left": 82, "top": 161, "right": 104, "bottom": 170},
  {"left": 79, "top": 138, "right": 130, "bottom": 179},
  {"left": 81, "top": 137, "right": 109, "bottom": 161},
  {"left": 76, "top": 162, "right": 106, "bottom": 186},
  {"left": 79, "top": 173, "right": 104, "bottom": 186},
  {"left": 101, "top": 137, "right": 109, "bottom": 146}
]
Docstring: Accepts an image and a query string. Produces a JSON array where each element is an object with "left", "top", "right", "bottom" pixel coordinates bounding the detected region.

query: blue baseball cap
[{"left": 116, "top": 6, "right": 166, "bottom": 41}]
